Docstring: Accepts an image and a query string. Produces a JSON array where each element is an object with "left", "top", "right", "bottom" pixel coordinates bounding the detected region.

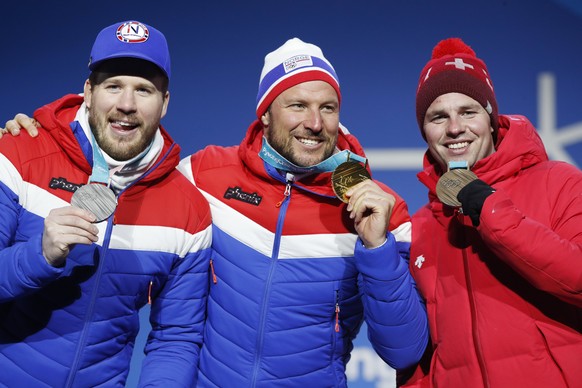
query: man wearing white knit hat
[
  {"left": 181, "top": 37, "right": 428, "bottom": 386},
  {"left": 4, "top": 37, "right": 429, "bottom": 387}
]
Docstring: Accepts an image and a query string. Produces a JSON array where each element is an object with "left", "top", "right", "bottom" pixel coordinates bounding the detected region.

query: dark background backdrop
[{"left": 3, "top": 1, "right": 581, "bottom": 386}]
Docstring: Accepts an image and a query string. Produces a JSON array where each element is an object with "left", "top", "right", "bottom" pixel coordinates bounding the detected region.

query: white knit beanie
[{"left": 255, "top": 37, "right": 341, "bottom": 118}]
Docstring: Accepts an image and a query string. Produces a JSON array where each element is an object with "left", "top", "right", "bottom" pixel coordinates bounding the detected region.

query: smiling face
[
  {"left": 84, "top": 59, "right": 169, "bottom": 161},
  {"left": 423, "top": 92, "right": 496, "bottom": 172},
  {"left": 260, "top": 80, "right": 340, "bottom": 167}
]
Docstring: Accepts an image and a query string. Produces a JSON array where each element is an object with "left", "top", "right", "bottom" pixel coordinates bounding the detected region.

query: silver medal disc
[{"left": 71, "top": 183, "right": 117, "bottom": 222}]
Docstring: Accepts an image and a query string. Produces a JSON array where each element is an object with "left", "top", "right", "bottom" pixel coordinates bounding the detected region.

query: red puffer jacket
[{"left": 401, "top": 115, "right": 582, "bottom": 387}]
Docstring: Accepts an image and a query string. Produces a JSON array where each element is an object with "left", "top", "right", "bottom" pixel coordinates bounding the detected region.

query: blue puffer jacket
[
  {"left": 0, "top": 95, "right": 212, "bottom": 387},
  {"left": 178, "top": 120, "right": 429, "bottom": 387}
]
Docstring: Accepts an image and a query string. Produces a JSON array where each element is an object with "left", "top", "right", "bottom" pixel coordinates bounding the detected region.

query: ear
[
  {"left": 83, "top": 79, "right": 92, "bottom": 108},
  {"left": 260, "top": 111, "right": 270, "bottom": 127},
  {"left": 160, "top": 91, "right": 170, "bottom": 119}
]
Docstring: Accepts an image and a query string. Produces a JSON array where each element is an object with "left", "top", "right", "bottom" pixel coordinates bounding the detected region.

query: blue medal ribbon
[
  {"left": 89, "top": 131, "right": 110, "bottom": 185},
  {"left": 259, "top": 137, "right": 367, "bottom": 174},
  {"left": 448, "top": 160, "right": 469, "bottom": 170}
]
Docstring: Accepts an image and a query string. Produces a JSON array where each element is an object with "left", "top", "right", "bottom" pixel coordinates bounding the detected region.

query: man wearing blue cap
[{"left": 0, "top": 21, "right": 211, "bottom": 386}]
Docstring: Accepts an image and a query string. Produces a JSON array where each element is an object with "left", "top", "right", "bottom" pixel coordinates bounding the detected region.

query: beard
[
  {"left": 265, "top": 128, "right": 337, "bottom": 167},
  {"left": 88, "top": 108, "right": 158, "bottom": 162}
]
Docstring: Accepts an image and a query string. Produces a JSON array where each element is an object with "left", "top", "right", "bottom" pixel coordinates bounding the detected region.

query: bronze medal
[
  {"left": 331, "top": 161, "right": 371, "bottom": 203},
  {"left": 71, "top": 183, "right": 117, "bottom": 222},
  {"left": 436, "top": 168, "right": 478, "bottom": 207}
]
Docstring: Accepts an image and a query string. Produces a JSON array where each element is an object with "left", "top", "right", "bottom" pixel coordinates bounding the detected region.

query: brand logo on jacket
[
  {"left": 224, "top": 186, "right": 262, "bottom": 206},
  {"left": 414, "top": 255, "right": 425, "bottom": 269},
  {"left": 49, "top": 177, "right": 82, "bottom": 193}
]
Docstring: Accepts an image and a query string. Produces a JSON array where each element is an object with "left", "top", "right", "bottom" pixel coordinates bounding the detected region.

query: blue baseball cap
[{"left": 88, "top": 20, "right": 171, "bottom": 79}]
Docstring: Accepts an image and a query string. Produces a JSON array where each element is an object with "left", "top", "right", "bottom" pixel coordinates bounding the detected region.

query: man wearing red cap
[{"left": 400, "top": 37, "right": 582, "bottom": 387}]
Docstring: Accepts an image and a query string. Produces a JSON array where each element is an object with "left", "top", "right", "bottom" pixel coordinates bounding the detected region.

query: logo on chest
[
  {"left": 224, "top": 186, "right": 262, "bottom": 206},
  {"left": 49, "top": 177, "right": 83, "bottom": 193},
  {"left": 414, "top": 255, "right": 426, "bottom": 269}
]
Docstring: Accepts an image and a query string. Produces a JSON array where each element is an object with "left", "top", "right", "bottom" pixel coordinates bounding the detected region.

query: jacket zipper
[
  {"left": 65, "top": 215, "right": 115, "bottom": 387},
  {"left": 461, "top": 214, "right": 490, "bottom": 388},
  {"left": 250, "top": 173, "right": 294, "bottom": 387},
  {"left": 63, "top": 143, "right": 173, "bottom": 386}
]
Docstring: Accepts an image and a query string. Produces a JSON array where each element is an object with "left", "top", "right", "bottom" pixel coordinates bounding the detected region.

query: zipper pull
[
  {"left": 210, "top": 259, "right": 218, "bottom": 284},
  {"left": 335, "top": 303, "right": 341, "bottom": 333},
  {"left": 148, "top": 281, "right": 153, "bottom": 305},
  {"left": 335, "top": 290, "right": 340, "bottom": 333},
  {"left": 275, "top": 173, "right": 295, "bottom": 208}
]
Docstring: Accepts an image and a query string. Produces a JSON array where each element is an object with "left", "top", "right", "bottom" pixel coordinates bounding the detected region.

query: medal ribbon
[
  {"left": 69, "top": 120, "right": 111, "bottom": 186},
  {"left": 259, "top": 137, "right": 367, "bottom": 174},
  {"left": 448, "top": 160, "right": 469, "bottom": 170},
  {"left": 88, "top": 132, "right": 111, "bottom": 186}
]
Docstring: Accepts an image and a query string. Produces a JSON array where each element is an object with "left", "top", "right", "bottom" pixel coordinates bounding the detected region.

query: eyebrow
[{"left": 428, "top": 102, "right": 482, "bottom": 114}]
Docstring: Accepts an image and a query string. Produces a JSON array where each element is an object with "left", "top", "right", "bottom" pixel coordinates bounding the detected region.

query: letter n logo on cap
[{"left": 116, "top": 21, "right": 149, "bottom": 43}]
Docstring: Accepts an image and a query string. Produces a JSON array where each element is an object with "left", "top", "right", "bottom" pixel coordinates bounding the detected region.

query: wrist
[{"left": 362, "top": 237, "right": 388, "bottom": 250}]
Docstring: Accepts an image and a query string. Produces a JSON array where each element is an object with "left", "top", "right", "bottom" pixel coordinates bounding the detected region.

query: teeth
[
  {"left": 114, "top": 121, "right": 134, "bottom": 127},
  {"left": 448, "top": 142, "right": 469, "bottom": 149},
  {"left": 298, "top": 138, "right": 319, "bottom": 146}
]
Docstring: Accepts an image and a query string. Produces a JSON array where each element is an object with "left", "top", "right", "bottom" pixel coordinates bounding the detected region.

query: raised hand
[
  {"left": 456, "top": 179, "right": 495, "bottom": 227},
  {"left": 42, "top": 206, "right": 99, "bottom": 267},
  {"left": 345, "top": 180, "right": 395, "bottom": 249}
]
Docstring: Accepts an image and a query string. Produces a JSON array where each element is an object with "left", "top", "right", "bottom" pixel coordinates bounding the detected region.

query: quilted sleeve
[
  {"left": 0, "top": 151, "right": 63, "bottom": 302},
  {"left": 479, "top": 163, "right": 582, "bottom": 307},
  {"left": 137, "top": 215, "right": 212, "bottom": 387},
  {"left": 354, "top": 222, "right": 429, "bottom": 370}
]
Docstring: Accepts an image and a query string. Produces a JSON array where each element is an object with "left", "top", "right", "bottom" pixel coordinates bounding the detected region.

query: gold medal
[
  {"left": 331, "top": 161, "right": 371, "bottom": 203},
  {"left": 71, "top": 183, "right": 117, "bottom": 222},
  {"left": 436, "top": 167, "right": 478, "bottom": 207}
]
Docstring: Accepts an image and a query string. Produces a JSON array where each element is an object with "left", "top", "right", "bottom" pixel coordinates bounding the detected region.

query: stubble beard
[
  {"left": 266, "top": 130, "right": 336, "bottom": 168},
  {"left": 88, "top": 109, "right": 154, "bottom": 162}
]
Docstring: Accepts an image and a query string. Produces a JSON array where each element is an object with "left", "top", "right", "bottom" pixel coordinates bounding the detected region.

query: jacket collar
[
  {"left": 238, "top": 119, "right": 370, "bottom": 198},
  {"left": 34, "top": 94, "right": 181, "bottom": 194}
]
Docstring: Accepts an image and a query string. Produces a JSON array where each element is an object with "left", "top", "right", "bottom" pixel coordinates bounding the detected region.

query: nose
[
  {"left": 116, "top": 89, "right": 137, "bottom": 113},
  {"left": 446, "top": 114, "right": 464, "bottom": 137},
  {"left": 303, "top": 108, "right": 323, "bottom": 133}
]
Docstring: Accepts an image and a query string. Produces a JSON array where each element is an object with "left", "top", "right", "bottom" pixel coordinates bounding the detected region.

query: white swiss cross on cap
[{"left": 445, "top": 58, "right": 474, "bottom": 70}]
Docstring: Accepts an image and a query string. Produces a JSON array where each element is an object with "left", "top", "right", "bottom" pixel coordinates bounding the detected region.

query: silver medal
[{"left": 71, "top": 183, "right": 117, "bottom": 222}]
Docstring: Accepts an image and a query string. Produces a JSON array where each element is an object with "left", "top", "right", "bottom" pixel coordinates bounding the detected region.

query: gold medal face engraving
[
  {"left": 71, "top": 183, "right": 117, "bottom": 222},
  {"left": 436, "top": 168, "right": 478, "bottom": 207},
  {"left": 331, "top": 161, "right": 371, "bottom": 203}
]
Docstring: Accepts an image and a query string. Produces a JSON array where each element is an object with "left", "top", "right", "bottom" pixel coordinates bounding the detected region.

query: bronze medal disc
[
  {"left": 331, "top": 161, "right": 371, "bottom": 203},
  {"left": 436, "top": 168, "right": 478, "bottom": 207},
  {"left": 71, "top": 183, "right": 117, "bottom": 222}
]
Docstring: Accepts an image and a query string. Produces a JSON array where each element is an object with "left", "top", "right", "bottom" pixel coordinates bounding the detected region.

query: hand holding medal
[
  {"left": 332, "top": 156, "right": 396, "bottom": 249},
  {"left": 436, "top": 161, "right": 478, "bottom": 207}
]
